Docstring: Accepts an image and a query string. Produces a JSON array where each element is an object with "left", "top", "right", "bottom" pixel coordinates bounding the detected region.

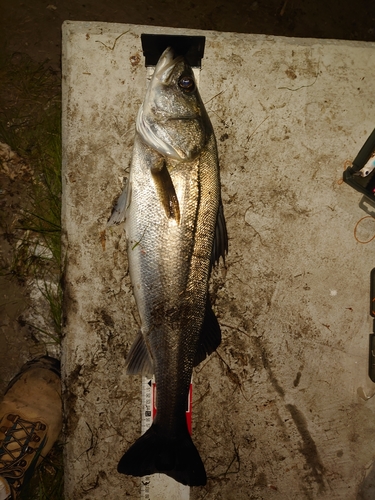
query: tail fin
[{"left": 117, "top": 423, "right": 207, "bottom": 486}]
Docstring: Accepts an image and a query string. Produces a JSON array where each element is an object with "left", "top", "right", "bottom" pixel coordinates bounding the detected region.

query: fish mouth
[{"left": 154, "top": 47, "right": 184, "bottom": 84}]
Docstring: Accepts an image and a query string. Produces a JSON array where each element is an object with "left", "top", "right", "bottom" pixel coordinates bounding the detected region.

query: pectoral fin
[
  {"left": 211, "top": 201, "right": 228, "bottom": 266},
  {"left": 151, "top": 160, "right": 180, "bottom": 224},
  {"left": 193, "top": 299, "right": 222, "bottom": 367},
  {"left": 125, "top": 330, "right": 154, "bottom": 376}
]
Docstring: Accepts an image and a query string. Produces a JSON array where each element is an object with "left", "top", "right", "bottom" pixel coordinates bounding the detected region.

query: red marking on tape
[{"left": 152, "top": 383, "right": 193, "bottom": 435}]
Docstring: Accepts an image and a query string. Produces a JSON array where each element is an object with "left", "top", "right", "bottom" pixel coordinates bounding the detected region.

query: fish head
[{"left": 137, "top": 47, "right": 211, "bottom": 161}]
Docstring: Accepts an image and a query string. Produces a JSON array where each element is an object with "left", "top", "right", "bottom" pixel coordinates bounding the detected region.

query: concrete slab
[{"left": 62, "top": 21, "right": 375, "bottom": 499}]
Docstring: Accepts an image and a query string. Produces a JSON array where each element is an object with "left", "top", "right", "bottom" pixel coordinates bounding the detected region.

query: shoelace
[{"left": 0, "top": 414, "right": 47, "bottom": 496}]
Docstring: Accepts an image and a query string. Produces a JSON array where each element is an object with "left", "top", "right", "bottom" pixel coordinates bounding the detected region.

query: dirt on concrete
[{"left": 61, "top": 19, "right": 375, "bottom": 500}]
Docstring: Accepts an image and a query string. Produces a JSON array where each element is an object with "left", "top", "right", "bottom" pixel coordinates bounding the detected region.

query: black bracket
[
  {"left": 140, "top": 34, "right": 206, "bottom": 67},
  {"left": 369, "top": 269, "right": 375, "bottom": 382}
]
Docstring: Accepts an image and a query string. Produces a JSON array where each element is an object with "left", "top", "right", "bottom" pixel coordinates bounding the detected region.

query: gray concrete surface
[{"left": 62, "top": 21, "right": 375, "bottom": 499}]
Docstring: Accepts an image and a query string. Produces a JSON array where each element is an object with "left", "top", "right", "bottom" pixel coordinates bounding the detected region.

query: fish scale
[{"left": 128, "top": 146, "right": 215, "bottom": 431}]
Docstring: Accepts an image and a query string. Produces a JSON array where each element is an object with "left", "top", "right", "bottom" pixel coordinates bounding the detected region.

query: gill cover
[{"left": 136, "top": 47, "right": 208, "bottom": 161}]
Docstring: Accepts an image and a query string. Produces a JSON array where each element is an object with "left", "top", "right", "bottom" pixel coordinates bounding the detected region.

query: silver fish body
[{"left": 115, "top": 47, "right": 227, "bottom": 487}]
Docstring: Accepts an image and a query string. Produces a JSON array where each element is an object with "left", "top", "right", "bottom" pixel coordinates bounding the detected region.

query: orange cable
[
  {"left": 337, "top": 159, "right": 353, "bottom": 185},
  {"left": 354, "top": 215, "right": 375, "bottom": 244}
]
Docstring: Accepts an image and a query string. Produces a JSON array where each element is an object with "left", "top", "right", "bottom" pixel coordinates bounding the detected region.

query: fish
[{"left": 109, "top": 46, "right": 228, "bottom": 487}]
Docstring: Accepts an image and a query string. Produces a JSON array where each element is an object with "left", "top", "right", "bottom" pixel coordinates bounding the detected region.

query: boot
[{"left": 0, "top": 356, "right": 62, "bottom": 499}]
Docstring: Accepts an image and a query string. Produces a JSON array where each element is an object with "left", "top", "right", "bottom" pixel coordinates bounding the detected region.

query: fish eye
[{"left": 178, "top": 75, "right": 195, "bottom": 93}]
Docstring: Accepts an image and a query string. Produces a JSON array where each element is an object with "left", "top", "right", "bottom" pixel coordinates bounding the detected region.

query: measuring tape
[
  {"left": 141, "top": 377, "right": 192, "bottom": 500},
  {"left": 139, "top": 60, "right": 200, "bottom": 500}
]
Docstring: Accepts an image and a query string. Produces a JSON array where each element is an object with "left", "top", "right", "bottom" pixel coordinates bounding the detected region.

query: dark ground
[{"left": 1, "top": 0, "right": 375, "bottom": 74}]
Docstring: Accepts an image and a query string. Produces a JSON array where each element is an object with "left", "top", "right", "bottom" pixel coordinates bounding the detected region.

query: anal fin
[{"left": 125, "top": 330, "right": 154, "bottom": 376}]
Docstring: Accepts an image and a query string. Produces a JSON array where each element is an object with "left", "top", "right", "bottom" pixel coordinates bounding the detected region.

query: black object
[
  {"left": 345, "top": 133, "right": 375, "bottom": 381},
  {"left": 343, "top": 128, "right": 375, "bottom": 212},
  {"left": 370, "top": 333, "right": 375, "bottom": 383},
  {"left": 369, "top": 269, "right": 375, "bottom": 382},
  {"left": 140, "top": 34, "right": 206, "bottom": 67}
]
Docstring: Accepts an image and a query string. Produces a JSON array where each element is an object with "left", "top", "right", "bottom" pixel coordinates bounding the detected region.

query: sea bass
[{"left": 109, "top": 47, "right": 228, "bottom": 487}]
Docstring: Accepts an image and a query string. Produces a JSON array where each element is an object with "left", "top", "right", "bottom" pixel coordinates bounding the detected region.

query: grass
[
  {"left": 0, "top": 50, "right": 62, "bottom": 331},
  {"left": 0, "top": 49, "right": 64, "bottom": 499}
]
